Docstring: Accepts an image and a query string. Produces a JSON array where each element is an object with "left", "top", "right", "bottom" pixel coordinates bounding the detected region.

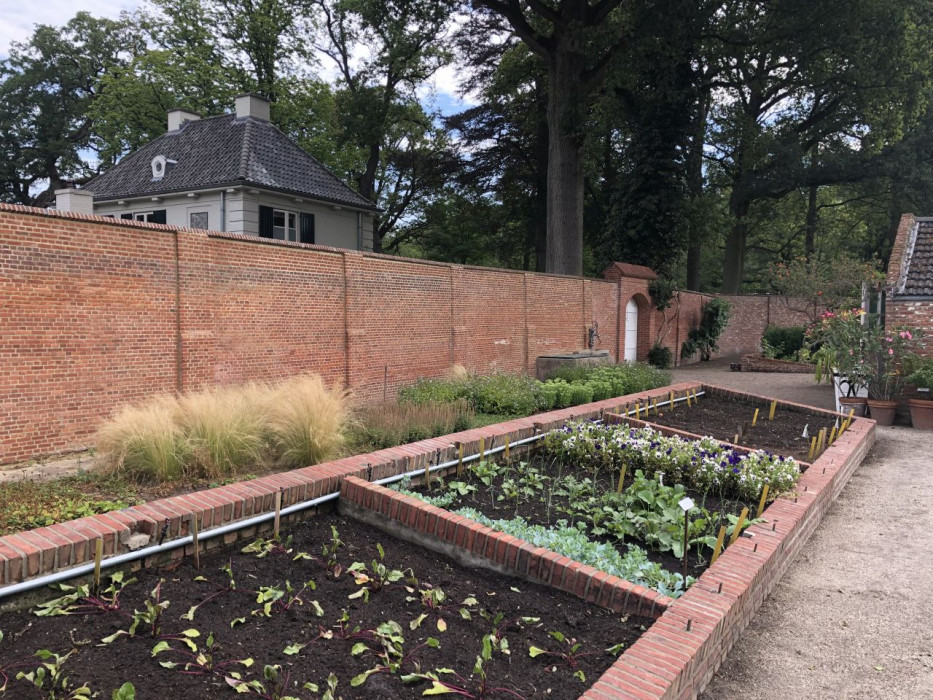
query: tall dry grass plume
[
  {"left": 95, "top": 395, "right": 185, "bottom": 483},
  {"left": 353, "top": 399, "right": 473, "bottom": 450},
  {"left": 265, "top": 374, "right": 351, "bottom": 468},
  {"left": 176, "top": 384, "right": 268, "bottom": 479}
]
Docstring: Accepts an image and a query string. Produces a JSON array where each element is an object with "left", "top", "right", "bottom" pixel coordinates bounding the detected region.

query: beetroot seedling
[
  {"left": 33, "top": 571, "right": 134, "bottom": 617},
  {"left": 349, "top": 620, "right": 439, "bottom": 688},
  {"left": 252, "top": 580, "right": 323, "bottom": 618},
  {"left": 406, "top": 586, "right": 478, "bottom": 632},
  {"left": 226, "top": 663, "right": 302, "bottom": 699},
  {"left": 347, "top": 544, "right": 414, "bottom": 602},
  {"left": 403, "top": 654, "right": 526, "bottom": 699},
  {"left": 528, "top": 630, "right": 605, "bottom": 682},
  {"left": 15, "top": 648, "right": 91, "bottom": 700},
  {"left": 153, "top": 631, "right": 253, "bottom": 676},
  {"left": 293, "top": 525, "right": 344, "bottom": 578}
]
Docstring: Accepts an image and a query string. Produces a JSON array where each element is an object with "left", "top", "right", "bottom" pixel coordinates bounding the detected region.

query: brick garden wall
[{"left": 0, "top": 204, "right": 783, "bottom": 465}]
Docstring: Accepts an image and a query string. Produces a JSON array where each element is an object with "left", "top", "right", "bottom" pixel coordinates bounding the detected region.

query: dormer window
[{"left": 151, "top": 155, "right": 176, "bottom": 181}]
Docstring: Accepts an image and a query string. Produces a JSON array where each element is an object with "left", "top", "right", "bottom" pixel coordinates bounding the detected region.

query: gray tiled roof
[
  {"left": 902, "top": 220, "right": 933, "bottom": 295},
  {"left": 85, "top": 115, "right": 378, "bottom": 211}
]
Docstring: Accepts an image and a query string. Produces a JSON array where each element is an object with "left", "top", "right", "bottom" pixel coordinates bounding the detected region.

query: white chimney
[
  {"left": 55, "top": 188, "right": 95, "bottom": 215},
  {"left": 167, "top": 109, "right": 200, "bottom": 132},
  {"left": 235, "top": 93, "right": 271, "bottom": 122}
]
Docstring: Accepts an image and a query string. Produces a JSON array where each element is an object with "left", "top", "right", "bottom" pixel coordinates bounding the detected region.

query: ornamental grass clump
[
  {"left": 96, "top": 395, "right": 186, "bottom": 483},
  {"left": 176, "top": 385, "right": 268, "bottom": 479},
  {"left": 265, "top": 374, "right": 351, "bottom": 469}
]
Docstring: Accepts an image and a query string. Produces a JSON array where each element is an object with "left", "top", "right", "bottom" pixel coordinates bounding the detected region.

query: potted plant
[
  {"left": 906, "top": 358, "right": 933, "bottom": 429},
  {"left": 806, "top": 308, "right": 870, "bottom": 415},
  {"left": 862, "top": 320, "right": 921, "bottom": 426}
]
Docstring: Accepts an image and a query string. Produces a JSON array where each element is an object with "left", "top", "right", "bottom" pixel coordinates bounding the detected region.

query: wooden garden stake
[
  {"left": 686, "top": 391, "right": 692, "bottom": 407},
  {"left": 504, "top": 435, "right": 510, "bottom": 462},
  {"left": 652, "top": 398, "right": 658, "bottom": 415},
  {"left": 273, "top": 490, "right": 282, "bottom": 540},
  {"left": 191, "top": 514, "right": 201, "bottom": 571},
  {"left": 808, "top": 436, "right": 817, "bottom": 460},
  {"left": 616, "top": 463, "right": 628, "bottom": 494},
  {"left": 669, "top": 391, "right": 675, "bottom": 409},
  {"left": 423, "top": 453, "right": 432, "bottom": 489},
  {"left": 479, "top": 436, "right": 485, "bottom": 462},
  {"left": 828, "top": 425, "right": 838, "bottom": 445},
  {"left": 818, "top": 427, "right": 827, "bottom": 453},
  {"left": 711, "top": 526, "right": 727, "bottom": 564},
  {"left": 768, "top": 400, "right": 777, "bottom": 420},
  {"left": 678, "top": 497, "right": 694, "bottom": 581},
  {"left": 752, "top": 408, "right": 759, "bottom": 426},
  {"left": 729, "top": 507, "right": 749, "bottom": 546},
  {"left": 635, "top": 403, "right": 641, "bottom": 420},
  {"left": 756, "top": 485, "right": 770, "bottom": 518},
  {"left": 92, "top": 538, "right": 103, "bottom": 596},
  {"left": 733, "top": 433, "right": 740, "bottom": 445},
  {"left": 456, "top": 442, "right": 463, "bottom": 477}
]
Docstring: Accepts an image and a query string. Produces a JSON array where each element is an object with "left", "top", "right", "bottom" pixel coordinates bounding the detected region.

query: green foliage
[
  {"left": 350, "top": 400, "right": 474, "bottom": 451},
  {"left": 16, "top": 649, "right": 91, "bottom": 700},
  {"left": 648, "top": 278, "right": 677, "bottom": 312},
  {"left": 398, "top": 378, "right": 471, "bottom": 405},
  {"left": 681, "top": 298, "right": 731, "bottom": 361},
  {"left": 907, "top": 357, "right": 933, "bottom": 389},
  {"left": 454, "top": 509, "right": 689, "bottom": 598},
  {"left": 647, "top": 343, "right": 674, "bottom": 369},
  {"left": 761, "top": 325, "right": 807, "bottom": 360},
  {"left": 470, "top": 374, "right": 542, "bottom": 416}
]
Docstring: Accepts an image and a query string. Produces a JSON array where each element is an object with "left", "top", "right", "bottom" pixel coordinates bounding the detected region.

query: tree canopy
[{"left": 3, "top": 0, "right": 933, "bottom": 290}]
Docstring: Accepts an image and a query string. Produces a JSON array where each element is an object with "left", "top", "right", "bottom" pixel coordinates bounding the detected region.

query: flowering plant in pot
[
  {"left": 905, "top": 358, "right": 933, "bottom": 430},
  {"left": 806, "top": 308, "right": 871, "bottom": 413},
  {"left": 862, "top": 319, "right": 921, "bottom": 425}
]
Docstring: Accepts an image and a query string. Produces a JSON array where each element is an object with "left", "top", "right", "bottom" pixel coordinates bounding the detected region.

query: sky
[{"left": 0, "top": 1, "right": 474, "bottom": 113}]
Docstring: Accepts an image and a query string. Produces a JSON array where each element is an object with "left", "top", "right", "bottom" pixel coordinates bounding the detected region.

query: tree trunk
[
  {"left": 534, "top": 80, "right": 549, "bottom": 272},
  {"left": 545, "top": 52, "right": 585, "bottom": 277},
  {"left": 721, "top": 194, "right": 749, "bottom": 294},
  {"left": 805, "top": 183, "right": 818, "bottom": 261},
  {"left": 684, "top": 87, "right": 709, "bottom": 291}
]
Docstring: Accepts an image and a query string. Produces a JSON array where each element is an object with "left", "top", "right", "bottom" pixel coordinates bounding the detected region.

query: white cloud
[{"left": 0, "top": 1, "right": 139, "bottom": 54}]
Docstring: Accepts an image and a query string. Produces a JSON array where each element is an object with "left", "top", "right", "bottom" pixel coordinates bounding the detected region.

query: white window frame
[
  {"left": 272, "top": 208, "right": 298, "bottom": 242},
  {"left": 134, "top": 211, "right": 156, "bottom": 222}
]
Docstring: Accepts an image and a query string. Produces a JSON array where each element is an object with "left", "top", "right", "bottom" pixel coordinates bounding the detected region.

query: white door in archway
[{"left": 624, "top": 299, "right": 638, "bottom": 362}]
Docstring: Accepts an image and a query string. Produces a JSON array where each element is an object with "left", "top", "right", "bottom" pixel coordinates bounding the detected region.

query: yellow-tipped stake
[
  {"left": 616, "top": 463, "right": 628, "bottom": 494},
  {"left": 818, "top": 427, "right": 827, "bottom": 453},
  {"left": 733, "top": 433, "right": 740, "bottom": 445},
  {"left": 752, "top": 408, "right": 760, "bottom": 427},
  {"left": 828, "top": 425, "right": 838, "bottom": 446},
  {"left": 652, "top": 398, "right": 658, "bottom": 415},
  {"left": 808, "top": 436, "right": 817, "bottom": 461},
  {"left": 686, "top": 391, "right": 692, "bottom": 408},
  {"left": 479, "top": 436, "right": 485, "bottom": 462},
  {"left": 729, "top": 507, "right": 749, "bottom": 546},
  {"left": 669, "top": 391, "right": 675, "bottom": 410},
  {"left": 768, "top": 400, "right": 777, "bottom": 421},
  {"left": 711, "top": 525, "right": 727, "bottom": 564},
  {"left": 192, "top": 513, "right": 201, "bottom": 571},
  {"left": 504, "top": 435, "right": 511, "bottom": 462},
  {"left": 635, "top": 403, "right": 641, "bottom": 421},
  {"left": 457, "top": 442, "right": 464, "bottom": 478},
  {"left": 423, "top": 453, "right": 432, "bottom": 489},
  {"left": 756, "top": 484, "right": 770, "bottom": 519}
]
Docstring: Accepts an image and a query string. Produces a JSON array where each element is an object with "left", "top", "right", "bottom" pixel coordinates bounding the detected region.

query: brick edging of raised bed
[
  {"left": 740, "top": 354, "right": 816, "bottom": 374},
  {"left": 0, "top": 383, "right": 702, "bottom": 588},
  {"left": 577, "top": 386, "right": 876, "bottom": 700},
  {"left": 338, "top": 475, "right": 672, "bottom": 620}
]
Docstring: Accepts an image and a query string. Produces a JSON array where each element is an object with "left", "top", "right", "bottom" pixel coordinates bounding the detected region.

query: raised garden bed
[
  {"left": 635, "top": 388, "right": 837, "bottom": 462},
  {"left": 738, "top": 354, "right": 815, "bottom": 374},
  {"left": 0, "top": 383, "right": 877, "bottom": 700},
  {"left": 0, "top": 514, "right": 650, "bottom": 700}
]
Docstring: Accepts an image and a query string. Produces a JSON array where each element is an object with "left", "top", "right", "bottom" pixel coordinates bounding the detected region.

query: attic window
[{"left": 151, "top": 155, "right": 176, "bottom": 181}]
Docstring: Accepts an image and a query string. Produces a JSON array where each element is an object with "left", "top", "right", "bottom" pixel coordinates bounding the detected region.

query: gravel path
[{"left": 674, "top": 360, "right": 933, "bottom": 700}]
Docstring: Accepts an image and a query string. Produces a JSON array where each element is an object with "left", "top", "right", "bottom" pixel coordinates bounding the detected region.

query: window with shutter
[
  {"left": 300, "top": 213, "right": 315, "bottom": 244},
  {"left": 259, "top": 205, "right": 274, "bottom": 238}
]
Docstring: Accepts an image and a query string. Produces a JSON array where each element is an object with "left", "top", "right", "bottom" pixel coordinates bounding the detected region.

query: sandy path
[{"left": 673, "top": 361, "right": 933, "bottom": 700}]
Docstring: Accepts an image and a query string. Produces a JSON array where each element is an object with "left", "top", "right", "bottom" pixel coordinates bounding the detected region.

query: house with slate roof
[
  {"left": 886, "top": 214, "right": 933, "bottom": 355},
  {"left": 55, "top": 94, "right": 378, "bottom": 251}
]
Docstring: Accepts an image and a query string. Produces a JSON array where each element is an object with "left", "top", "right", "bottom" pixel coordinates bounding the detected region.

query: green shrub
[
  {"left": 471, "top": 373, "right": 541, "bottom": 416},
  {"left": 569, "top": 384, "right": 594, "bottom": 405},
  {"left": 682, "top": 298, "right": 731, "bottom": 361},
  {"left": 351, "top": 400, "right": 475, "bottom": 450},
  {"left": 397, "top": 377, "right": 470, "bottom": 404},
  {"left": 761, "top": 325, "right": 806, "bottom": 360},
  {"left": 647, "top": 342, "right": 673, "bottom": 369},
  {"left": 589, "top": 380, "right": 613, "bottom": 401},
  {"left": 539, "top": 383, "right": 559, "bottom": 410}
]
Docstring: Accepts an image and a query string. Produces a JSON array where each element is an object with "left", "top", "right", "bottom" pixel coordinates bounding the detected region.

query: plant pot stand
[{"left": 838, "top": 396, "right": 868, "bottom": 417}]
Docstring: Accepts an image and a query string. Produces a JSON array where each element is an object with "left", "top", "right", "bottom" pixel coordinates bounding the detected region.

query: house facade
[{"left": 56, "top": 94, "right": 378, "bottom": 251}]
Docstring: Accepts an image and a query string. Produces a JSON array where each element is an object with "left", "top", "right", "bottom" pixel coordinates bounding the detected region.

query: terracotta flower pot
[
  {"left": 838, "top": 396, "right": 868, "bottom": 417},
  {"left": 866, "top": 399, "right": 897, "bottom": 426},
  {"left": 908, "top": 398, "right": 933, "bottom": 430}
]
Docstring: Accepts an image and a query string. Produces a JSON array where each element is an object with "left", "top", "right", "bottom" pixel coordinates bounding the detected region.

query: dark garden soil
[
  {"left": 414, "top": 456, "right": 752, "bottom": 582},
  {"left": 642, "top": 393, "right": 836, "bottom": 462},
  {"left": 0, "top": 514, "right": 649, "bottom": 700}
]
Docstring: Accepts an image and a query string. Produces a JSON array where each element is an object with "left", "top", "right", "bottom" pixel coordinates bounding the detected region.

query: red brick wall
[
  {"left": 714, "top": 295, "right": 814, "bottom": 359},
  {"left": 0, "top": 205, "right": 788, "bottom": 464}
]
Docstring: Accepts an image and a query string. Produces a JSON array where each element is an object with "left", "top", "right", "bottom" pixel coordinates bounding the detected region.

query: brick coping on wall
[{"left": 0, "top": 383, "right": 875, "bottom": 699}]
